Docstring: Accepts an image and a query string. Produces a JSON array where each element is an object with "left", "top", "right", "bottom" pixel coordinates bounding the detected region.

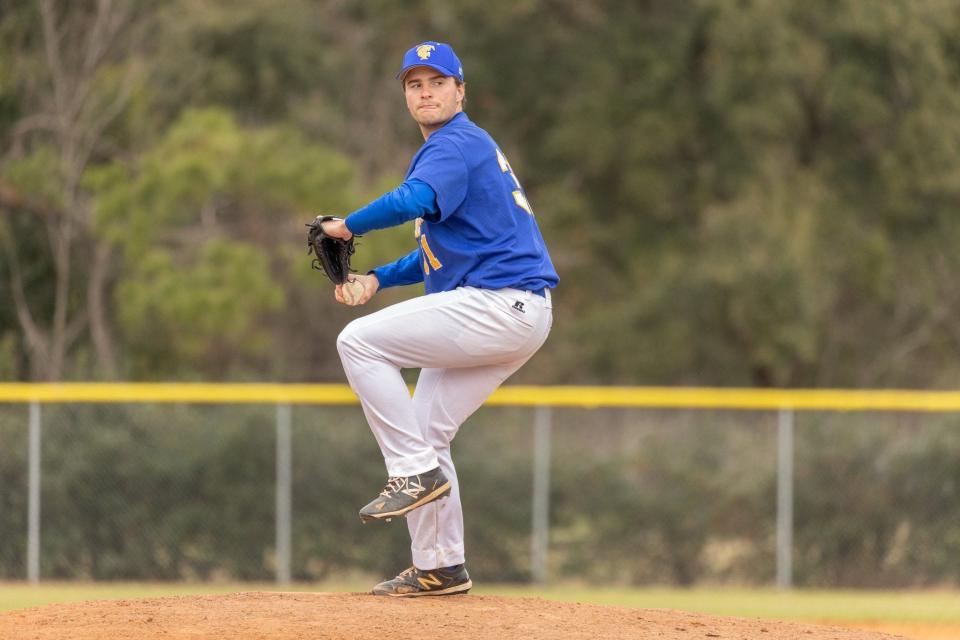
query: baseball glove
[{"left": 306, "top": 215, "right": 356, "bottom": 285}]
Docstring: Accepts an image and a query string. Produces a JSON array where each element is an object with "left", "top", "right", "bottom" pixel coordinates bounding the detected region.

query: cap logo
[{"left": 416, "top": 44, "right": 436, "bottom": 60}]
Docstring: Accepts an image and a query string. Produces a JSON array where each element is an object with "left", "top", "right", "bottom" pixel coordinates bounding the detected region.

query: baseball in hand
[{"left": 341, "top": 278, "right": 365, "bottom": 305}]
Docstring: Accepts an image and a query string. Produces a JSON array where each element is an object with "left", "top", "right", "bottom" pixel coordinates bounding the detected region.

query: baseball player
[{"left": 321, "top": 41, "right": 558, "bottom": 597}]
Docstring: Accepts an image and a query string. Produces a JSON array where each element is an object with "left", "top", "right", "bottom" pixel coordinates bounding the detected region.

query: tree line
[{"left": 3, "top": 0, "right": 960, "bottom": 388}]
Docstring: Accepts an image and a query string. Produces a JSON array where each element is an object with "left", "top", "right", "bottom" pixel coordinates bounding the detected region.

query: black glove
[{"left": 306, "top": 215, "right": 356, "bottom": 285}]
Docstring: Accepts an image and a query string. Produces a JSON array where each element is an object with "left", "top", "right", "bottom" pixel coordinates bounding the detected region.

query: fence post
[
  {"left": 276, "top": 403, "right": 292, "bottom": 584},
  {"left": 776, "top": 407, "right": 794, "bottom": 589},
  {"left": 531, "top": 405, "right": 552, "bottom": 584},
  {"left": 27, "top": 400, "right": 41, "bottom": 583}
]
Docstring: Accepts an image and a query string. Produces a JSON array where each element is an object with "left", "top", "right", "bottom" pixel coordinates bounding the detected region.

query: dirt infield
[{"left": 0, "top": 591, "right": 910, "bottom": 640}]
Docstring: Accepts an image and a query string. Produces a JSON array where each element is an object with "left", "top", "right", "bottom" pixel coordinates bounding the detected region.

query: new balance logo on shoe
[
  {"left": 359, "top": 467, "right": 451, "bottom": 523},
  {"left": 416, "top": 573, "right": 443, "bottom": 589},
  {"left": 372, "top": 565, "right": 472, "bottom": 597}
]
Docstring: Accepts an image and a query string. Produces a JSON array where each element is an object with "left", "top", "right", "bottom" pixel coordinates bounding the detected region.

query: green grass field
[{"left": 1, "top": 581, "right": 957, "bottom": 625}]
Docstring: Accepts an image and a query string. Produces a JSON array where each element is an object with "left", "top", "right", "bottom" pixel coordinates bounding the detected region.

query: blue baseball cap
[{"left": 396, "top": 41, "right": 464, "bottom": 83}]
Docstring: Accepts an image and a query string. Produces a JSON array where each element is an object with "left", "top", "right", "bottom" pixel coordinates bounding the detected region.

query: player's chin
[{"left": 417, "top": 112, "right": 448, "bottom": 127}]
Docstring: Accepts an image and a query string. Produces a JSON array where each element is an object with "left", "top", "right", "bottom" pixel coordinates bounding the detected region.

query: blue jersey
[{"left": 405, "top": 112, "right": 559, "bottom": 295}]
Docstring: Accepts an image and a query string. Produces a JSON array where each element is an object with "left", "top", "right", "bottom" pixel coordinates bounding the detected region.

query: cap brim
[{"left": 396, "top": 62, "right": 460, "bottom": 82}]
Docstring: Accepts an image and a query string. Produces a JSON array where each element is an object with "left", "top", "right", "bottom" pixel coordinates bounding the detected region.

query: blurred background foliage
[{"left": 3, "top": 0, "right": 960, "bottom": 387}]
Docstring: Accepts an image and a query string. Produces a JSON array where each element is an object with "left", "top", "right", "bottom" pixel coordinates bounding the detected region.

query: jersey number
[
  {"left": 496, "top": 148, "right": 534, "bottom": 215},
  {"left": 420, "top": 234, "right": 442, "bottom": 273},
  {"left": 415, "top": 218, "right": 443, "bottom": 274}
]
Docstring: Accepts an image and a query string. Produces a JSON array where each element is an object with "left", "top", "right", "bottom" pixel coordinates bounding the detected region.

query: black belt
[{"left": 530, "top": 288, "right": 546, "bottom": 298}]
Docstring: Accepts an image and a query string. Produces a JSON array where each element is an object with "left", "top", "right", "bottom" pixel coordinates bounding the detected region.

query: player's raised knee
[
  {"left": 336, "top": 319, "right": 368, "bottom": 359},
  {"left": 336, "top": 322, "right": 356, "bottom": 357}
]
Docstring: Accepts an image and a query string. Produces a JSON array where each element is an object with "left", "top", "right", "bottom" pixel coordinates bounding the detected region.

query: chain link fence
[{"left": 1, "top": 389, "right": 958, "bottom": 587}]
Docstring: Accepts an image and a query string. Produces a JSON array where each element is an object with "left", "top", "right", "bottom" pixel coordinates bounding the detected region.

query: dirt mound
[{"left": 0, "top": 591, "right": 907, "bottom": 640}]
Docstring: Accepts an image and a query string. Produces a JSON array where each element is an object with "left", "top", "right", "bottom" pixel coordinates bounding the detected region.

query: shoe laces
[
  {"left": 398, "top": 566, "right": 417, "bottom": 578},
  {"left": 380, "top": 476, "right": 405, "bottom": 498}
]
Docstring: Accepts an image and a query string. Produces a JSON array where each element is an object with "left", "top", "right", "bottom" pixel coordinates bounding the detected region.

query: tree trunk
[{"left": 88, "top": 239, "right": 118, "bottom": 379}]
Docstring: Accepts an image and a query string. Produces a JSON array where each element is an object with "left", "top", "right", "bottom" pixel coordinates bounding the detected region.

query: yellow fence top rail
[{"left": 1, "top": 383, "right": 960, "bottom": 412}]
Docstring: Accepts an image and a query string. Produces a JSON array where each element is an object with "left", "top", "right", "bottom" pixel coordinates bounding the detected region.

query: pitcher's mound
[{"left": 0, "top": 591, "right": 907, "bottom": 640}]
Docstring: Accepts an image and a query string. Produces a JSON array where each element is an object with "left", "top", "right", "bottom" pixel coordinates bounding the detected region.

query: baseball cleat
[
  {"left": 372, "top": 564, "right": 472, "bottom": 597},
  {"left": 359, "top": 467, "right": 451, "bottom": 523}
]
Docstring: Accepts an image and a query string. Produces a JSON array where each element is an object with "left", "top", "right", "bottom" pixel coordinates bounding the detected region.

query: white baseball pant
[{"left": 336, "top": 285, "right": 553, "bottom": 570}]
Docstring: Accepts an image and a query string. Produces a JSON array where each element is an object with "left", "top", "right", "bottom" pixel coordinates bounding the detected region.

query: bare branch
[
  {"left": 69, "top": 0, "right": 135, "bottom": 125},
  {"left": 0, "top": 222, "right": 50, "bottom": 372},
  {"left": 16, "top": 1, "right": 147, "bottom": 381},
  {"left": 5, "top": 113, "right": 60, "bottom": 160},
  {"left": 64, "top": 308, "right": 89, "bottom": 351},
  {"left": 37, "top": 0, "right": 67, "bottom": 123},
  {"left": 75, "top": 60, "right": 142, "bottom": 173},
  {"left": 81, "top": 0, "right": 116, "bottom": 78},
  {"left": 88, "top": 240, "right": 118, "bottom": 377},
  {"left": 50, "top": 216, "right": 74, "bottom": 355},
  {"left": 932, "top": 250, "right": 960, "bottom": 356}
]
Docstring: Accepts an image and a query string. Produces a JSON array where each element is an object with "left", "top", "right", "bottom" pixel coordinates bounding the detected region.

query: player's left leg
[
  {"left": 339, "top": 287, "right": 552, "bottom": 526},
  {"left": 338, "top": 288, "right": 529, "bottom": 477}
]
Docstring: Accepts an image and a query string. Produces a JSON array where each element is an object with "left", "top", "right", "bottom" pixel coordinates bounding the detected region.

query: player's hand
[
  {"left": 335, "top": 273, "right": 379, "bottom": 306},
  {"left": 321, "top": 217, "right": 353, "bottom": 240}
]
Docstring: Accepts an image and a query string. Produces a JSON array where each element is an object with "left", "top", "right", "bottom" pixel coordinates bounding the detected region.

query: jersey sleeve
[
  {"left": 407, "top": 138, "right": 468, "bottom": 221},
  {"left": 344, "top": 179, "right": 438, "bottom": 235},
  {"left": 370, "top": 247, "right": 424, "bottom": 289}
]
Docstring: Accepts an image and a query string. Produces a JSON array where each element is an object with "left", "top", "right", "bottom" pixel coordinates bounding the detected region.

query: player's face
[{"left": 403, "top": 67, "right": 464, "bottom": 136}]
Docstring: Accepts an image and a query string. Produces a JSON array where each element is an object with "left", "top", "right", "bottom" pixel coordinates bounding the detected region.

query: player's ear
[{"left": 456, "top": 81, "right": 466, "bottom": 108}]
